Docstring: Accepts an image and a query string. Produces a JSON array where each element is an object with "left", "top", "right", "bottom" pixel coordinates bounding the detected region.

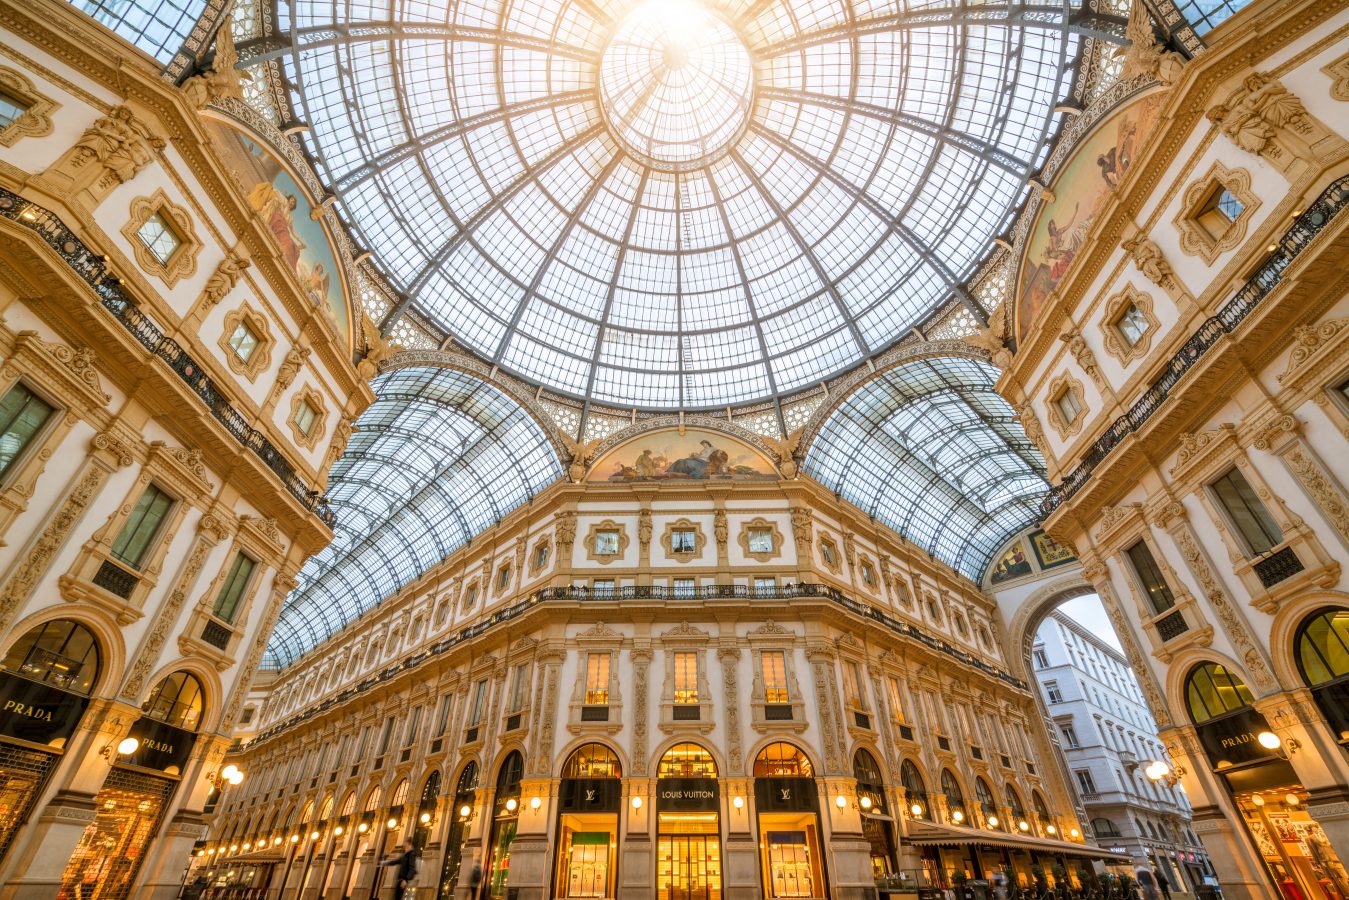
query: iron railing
[
  {"left": 1044, "top": 176, "right": 1349, "bottom": 514},
  {"left": 0, "top": 187, "right": 335, "bottom": 526},
  {"left": 1252, "top": 546, "right": 1304, "bottom": 588},
  {"left": 245, "top": 580, "right": 1028, "bottom": 747}
]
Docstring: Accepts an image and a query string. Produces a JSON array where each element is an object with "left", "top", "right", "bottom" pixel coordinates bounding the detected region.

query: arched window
[
  {"left": 2, "top": 620, "right": 101, "bottom": 695},
  {"left": 941, "top": 770, "right": 967, "bottom": 823},
  {"left": 1294, "top": 608, "right": 1349, "bottom": 739},
  {"left": 389, "top": 778, "right": 409, "bottom": 819},
  {"left": 1184, "top": 662, "right": 1254, "bottom": 723},
  {"left": 853, "top": 749, "right": 884, "bottom": 789},
  {"left": 753, "top": 742, "right": 813, "bottom": 778},
  {"left": 1092, "top": 817, "right": 1121, "bottom": 838},
  {"left": 497, "top": 751, "right": 524, "bottom": 796},
  {"left": 562, "top": 743, "right": 621, "bottom": 778},
  {"left": 455, "top": 762, "right": 479, "bottom": 795},
  {"left": 899, "top": 760, "right": 929, "bottom": 820},
  {"left": 1006, "top": 785, "right": 1026, "bottom": 821},
  {"left": 1032, "top": 791, "right": 1051, "bottom": 827},
  {"left": 143, "top": 671, "right": 205, "bottom": 731},
  {"left": 974, "top": 777, "right": 996, "bottom": 815},
  {"left": 419, "top": 771, "right": 441, "bottom": 818},
  {"left": 658, "top": 743, "right": 717, "bottom": 778}
]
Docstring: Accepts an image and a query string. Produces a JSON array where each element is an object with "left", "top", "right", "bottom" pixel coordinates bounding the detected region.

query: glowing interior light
[{"left": 460, "top": 805, "right": 472, "bottom": 818}]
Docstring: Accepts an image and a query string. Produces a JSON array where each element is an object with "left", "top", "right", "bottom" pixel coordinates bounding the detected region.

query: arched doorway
[
  {"left": 1293, "top": 607, "right": 1349, "bottom": 739},
  {"left": 1187, "top": 660, "right": 1349, "bottom": 900},
  {"left": 0, "top": 620, "right": 102, "bottom": 868},
  {"left": 553, "top": 743, "right": 621, "bottom": 899},
  {"left": 655, "top": 743, "right": 721, "bottom": 900},
  {"left": 753, "top": 742, "right": 826, "bottom": 899},
  {"left": 486, "top": 751, "right": 523, "bottom": 898},
  {"left": 973, "top": 777, "right": 998, "bottom": 830},
  {"left": 854, "top": 749, "right": 896, "bottom": 878},
  {"left": 58, "top": 667, "right": 198, "bottom": 900},
  {"left": 437, "top": 762, "right": 477, "bottom": 898}
]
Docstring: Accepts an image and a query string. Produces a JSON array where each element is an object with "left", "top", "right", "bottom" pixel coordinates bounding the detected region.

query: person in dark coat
[
  {"left": 1156, "top": 868, "right": 1173, "bottom": 900},
  {"left": 382, "top": 839, "right": 419, "bottom": 900}
]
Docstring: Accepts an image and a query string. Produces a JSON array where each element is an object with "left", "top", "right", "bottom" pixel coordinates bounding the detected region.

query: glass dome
[{"left": 270, "top": 0, "right": 1080, "bottom": 408}]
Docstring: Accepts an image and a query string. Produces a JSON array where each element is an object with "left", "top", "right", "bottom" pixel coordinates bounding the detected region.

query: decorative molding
[
  {"left": 218, "top": 301, "right": 274, "bottom": 381},
  {"left": 737, "top": 517, "right": 784, "bottom": 563},
  {"left": 661, "top": 621, "right": 711, "bottom": 642},
  {"left": 196, "top": 251, "right": 249, "bottom": 310},
  {"left": 659, "top": 518, "right": 706, "bottom": 563},
  {"left": 286, "top": 385, "right": 327, "bottom": 450},
  {"left": 1279, "top": 316, "right": 1348, "bottom": 384},
  {"left": 1045, "top": 372, "right": 1087, "bottom": 440},
  {"left": 1174, "top": 161, "right": 1259, "bottom": 265},
  {"left": 1206, "top": 72, "right": 1328, "bottom": 172},
  {"left": 120, "top": 188, "right": 203, "bottom": 289},
  {"left": 0, "top": 65, "right": 58, "bottom": 147},
  {"left": 583, "top": 520, "right": 629, "bottom": 565},
  {"left": 1100, "top": 285, "right": 1159, "bottom": 365},
  {"left": 1323, "top": 51, "right": 1349, "bottom": 102},
  {"left": 71, "top": 104, "right": 164, "bottom": 185},
  {"left": 817, "top": 535, "right": 843, "bottom": 574},
  {"left": 120, "top": 533, "right": 217, "bottom": 701}
]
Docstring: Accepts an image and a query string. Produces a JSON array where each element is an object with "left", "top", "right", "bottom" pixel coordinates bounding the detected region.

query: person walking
[
  {"left": 467, "top": 862, "right": 484, "bottom": 900},
  {"left": 1135, "top": 863, "right": 1160, "bottom": 900},
  {"left": 1156, "top": 868, "right": 1173, "bottom": 900},
  {"left": 382, "top": 839, "right": 419, "bottom": 900}
]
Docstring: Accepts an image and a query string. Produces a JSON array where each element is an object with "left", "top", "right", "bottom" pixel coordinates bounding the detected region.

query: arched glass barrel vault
[
  {"left": 264, "top": 367, "right": 564, "bottom": 667},
  {"left": 804, "top": 356, "right": 1048, "bottom": 579}
]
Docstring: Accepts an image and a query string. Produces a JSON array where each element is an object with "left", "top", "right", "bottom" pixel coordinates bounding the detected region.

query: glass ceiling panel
[
  {"left": 263, "top": 367, "right": 563, "bottom": 668},
  {"left": 258, "top": 0, "right": 1081, "bottom": 409},
  {"left": 66, "top": 0, "right": 207, "bottom": 62},
  {"left": 803, "top": 356, "right": 1048, "bottom": 580}
]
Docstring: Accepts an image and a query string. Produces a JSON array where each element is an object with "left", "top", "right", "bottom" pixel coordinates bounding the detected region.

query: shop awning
[{"left": 904, "top": 822, "right": 1131, "bottom": 862}]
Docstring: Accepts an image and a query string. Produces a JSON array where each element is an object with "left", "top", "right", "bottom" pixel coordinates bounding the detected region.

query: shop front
[
  {"left": 57, "top": 670, "right": 203, "bottom": 900},
  {"left": 486, "top": 751, "right": 524, "bottom": 898},
  {"left": 438, "top": 761, "right": 478, "bottom": 898},
  {"left": 0, "top": 620, "right": 101, "bottom": 867},
  {"left": 1184, "top": 662, "right": 1349, "bottom": 900},
  {"left": 853, "top": 750, "right": 897, "bottom": 878},
  {"left": 553, "top": 743, "right": 622, "bottom": 899},
  {"left": 656, "top": 743, "right": 723, "bottom": 900},
  {"left": 753, "top": 742, "right": 827, "bottom": 900}
]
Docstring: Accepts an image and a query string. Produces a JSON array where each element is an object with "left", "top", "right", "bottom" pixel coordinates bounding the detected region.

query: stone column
[
  {"left": 723, "top": 776, "right": 761, "bottom": 899},
  {"left": 820, "top": 777, "right": 874, "bottom": 900},
  {"left": 619, "top": 777, "right": 652, "bottom": 898},
  {"left": 499, "top": 777, "right": 554, "bottom": 900}
]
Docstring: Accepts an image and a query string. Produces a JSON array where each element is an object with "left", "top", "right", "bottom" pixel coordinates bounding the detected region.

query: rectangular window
[
  {"left": 404, "top": 705, "right": 422, "bottom": 747},
  {"left": 109, "top": 483, "right": 174, "bottom": 569},
  {"left": 585, "top": 653, "right": 611, "bottom": 705},
  {"left": 137, "top": 211, "right": 182, "bottom": 264},
  {"left": 844, "top": 661, "right": 866, "bottom": 709},
  {"left": 497, "top": 564, "right": 512, "bottom": 591},
  {"left": 378, "top": 716, "right": 396, "bottom": 754},
  {"left": 1198, "top": 186, "right": 1243, "bottom": 239},
  {"left": 1055, "top": 388, "right": 1083, "bottom": 425},
  {"left": 0, "top": 89, "right": 27, "bottom": 127},
  {"left": 1032, "top": 648, "right": 1049, "bottom": 668},
  {"left": 435, "top": 696, "right": 453, "bottom": 736},
  {"left": 1210, "top": 468, "right": 1283, "bottom": 555},
  {"left": 860, "top": 561, "right": 875, "bottom": 586},
  {"left": 1125, "top": 541, "right": 1176, "bottom": 614},
  {"left": 673, "top": 651, "right": 698, "bottom": 704},
  {"left": 752, "top": 576, "right": 776, "bottom": 596},
  {"left": 594, "top": 530, "right": 620, "bottom": 555},
  {"left": 747, "top": 527, "right": 774, "bottom": 554},
  {"left": 762, "top": 650, "right": 789, "bottom": 703},
  {"left": 1075, "top": 770, "right": 1097, "bottom": 794},
  {"left": 887, "top": 676, "right": 904, "bottom": 722},
  {"left": 0, "top": 383, "right": 54, "bottom": 481},
  {"left": 671, "top": 529, "right": 697, "bottom": 553},
  {"left": 292, "top": 399, "right": 319, "bottom": 437},
  {"left": 463, "top": 583, "right": 479, "bottom": 609},
  {"left": 211, "top": 553, "right": 256, "bottom": 623},
  {"left": 534, "top": 544, "right": 549, "bottom": 569},
  {"left": 1045, "top": 682, "right": 1063, "bottom": 704},
  {"left": 228, "top": 322, "right": 260, "bottom": 363},
  {"left": 821, "top": 541, "right": 838, "bottom": 565},
  {"left": 1114, "top": 302, "right": 1150, "bottom": 347},
  {"left": 1061, "top": 725, "right": 1080, "bottom": 748},
  {"left": 592, "top": 579, "right": 615, "bottom": 596},
  {"left": 468, "top": 679, "right": 487, "bottom": 726},
  {"left": 672, "top": 577, "right": 695, "bottom": 598},
  {"left": 509, "top": 663, "right": 530, "bottom": 713}
]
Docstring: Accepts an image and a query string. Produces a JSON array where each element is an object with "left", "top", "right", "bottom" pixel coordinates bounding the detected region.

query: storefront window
[
  {"left": 941, "top": 770, "right": 968, "bottom": 825},
  {"left": 1235, "top": 787, "right": 1349, "bottom": 900},
  {"left": 555, "top": 744, "right": 621, "bottom": 899},
  {"left": 854, "top": 750, "right": 895, "bottom": 877},
  {"left": 487, "top": 752, "right": 523, "bottom": 898},
  {"left": 57, "top": 768, "right": 174, "bottom": 900},
  {"left": 900, "top": 761, "right": 929, "bottom": 820},
  {"left": 1294, "top": 608, "right": 1349, "bottom": 740},
  {"left": 657, "top": 744, "right": 721, "bottom": 900},
  {"left": 2, "top": 619, "right": 100, "bottom": 695},
  {"left": 438, "top": 762, "right": 478, "bottom": 897},
  {"left": 754, "top": 743, "right": 825, "bottom": 899}
]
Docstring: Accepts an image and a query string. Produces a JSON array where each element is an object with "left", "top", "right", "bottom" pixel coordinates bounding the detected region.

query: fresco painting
[
  {"left": 989, "top": 540, "right": 1034, "bottom": 584},
  {"left": 205, "top": 118, "right": 353, "bottom": 348},
  {"left": 588, "top": 428, "right": 778, "bottom": 482},
  {"left": 1016, "top": 94, "right": 1163, "bottom": 341}
]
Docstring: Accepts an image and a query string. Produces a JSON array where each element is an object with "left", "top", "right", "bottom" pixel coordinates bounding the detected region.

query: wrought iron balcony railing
[
  {"left": 245, "top": 580, "right": 1026, "bottom": 747},
  {"left": 1043, "top": 176, "right": 1349, "bottom": 514},
  {"left": 0, "top": 187, "right": 335, "bottom": 526}
]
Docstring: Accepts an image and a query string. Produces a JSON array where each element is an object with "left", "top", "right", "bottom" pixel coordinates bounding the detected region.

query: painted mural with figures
[{"left": 587, "top": 428, "right": 778, "bottom": 482}]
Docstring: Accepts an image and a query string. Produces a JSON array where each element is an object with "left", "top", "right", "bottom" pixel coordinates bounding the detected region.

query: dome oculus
[{"left": 599, "top": 1, "right": 754, "bottom": 170}]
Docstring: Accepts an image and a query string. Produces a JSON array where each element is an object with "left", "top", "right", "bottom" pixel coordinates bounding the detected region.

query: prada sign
[
  {"left": 124, "top": 717, "right": 196, "bottom": 774},
  {"left": 1195, "top": 709, "right": 1277, "bottom": 770},
  {"left": 559, "top": 778, "right": 622, "bottom": 813},
  {"left": 755, "top": 777, "right": 819, "bottom": 812},
  {"left": 0, "top": 672, "right": 89, "bottom": 746},
  {"left": 656, "top": 778, "right": 719, "bottom": 812}
]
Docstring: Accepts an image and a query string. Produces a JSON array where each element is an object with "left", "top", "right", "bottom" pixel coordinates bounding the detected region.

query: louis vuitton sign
[
  {"left": 755, "top": 777, "right": 819, "bottom": 812},
  {"left": 656, "top": 778, "right": 719, "bottom": 812}
]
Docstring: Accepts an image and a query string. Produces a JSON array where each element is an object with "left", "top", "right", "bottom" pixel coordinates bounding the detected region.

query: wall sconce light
[
  {"left": 421, "top": 811, "right": 434, "bottom": 823},
  {"left": 358, "top": 822, "right": 369, "bottom": 833},
  {"left": 1046, "top": 825, "right": 1057, "bottom": 835},
  {"left": 101, "top": 737, "right": 139, "bottom": 760},
  {"left": 1144, "top": 760, "right": 1185, "bottom": 788},
  {"left": 460, "top": 804, "right": 473, "bottom": 819},
  {"left": 951, "top": 810, "right": 965, "bottom": 824},
  {"left": 309, "top": 831, "right": 319, "bottom": 840},
  {"left": 631, "top": 796, "right": 643, "bottom": 809},
  {"left": 835, "top": 795, "right": 848, "bottom": 809},
  {"left": 208, "top": 764, "right": 245, "bottom": 787},
  {"left": 386, "top": 818, "right": 398, "bottom": 829},
  {"left": 530, "top": 797, "right": 542, "bottom": 810},
  {"left": 910, "top": 803, "right": 924, "bottom": 817},
  {"left": 1018, "top": 820, "right": 1030, "bottom": 832},
  {"left": 272, "top": 837, "right": 282, "bottom": 845},
  {"left": 229, "top": 844, "right": 238, "bottom": 853},
  {"left": 1069, "top": 828, "right": 1081, "bottom": 839},
  {"left": 732, "top": 796, "right": 745, "bottom": 809},
  {"left": 290, "top": 834, "right": 300, "bottom": 843},
  {"left": 986, "top": 815, "right": 999, "bottom": 828},
  {"left": 859, "top": 796, "right": 873, "bottom": 811},
  {"left": 1256, "top": 731, "right": 1300, "bottom": 759}
]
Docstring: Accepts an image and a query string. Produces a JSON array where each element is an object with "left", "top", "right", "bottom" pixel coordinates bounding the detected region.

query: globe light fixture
[
  {"left": 1257, "top": 731, "right": 1282, "bottom": 750},
  {"left": 530, "top": 797, "right": 542, "bottom": 810},
  {"left": 952, "top": 810, "right": 965, "bottom": 824},
  {"left": 910, "top": 803, "right": 923, "bottom": 817},
  {"left": 504, "top": 799, "right": 517, "bottom": 813},
  {"left": 732, "top": 796, "right": 744, "bottom": 809},
  {"left": 632, "top": 796, "right": 643, "bottom": 809},
  {"left": 987, "top": 816, "right": 999, "bottom": 828},
  {"left": 835, "top": 795, "right": 847, "bottom": 809}
]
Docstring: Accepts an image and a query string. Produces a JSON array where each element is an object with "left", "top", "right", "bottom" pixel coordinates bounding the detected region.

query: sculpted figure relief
[{"left": 75, "top": 105, "right": 164, "bottom": 184}]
